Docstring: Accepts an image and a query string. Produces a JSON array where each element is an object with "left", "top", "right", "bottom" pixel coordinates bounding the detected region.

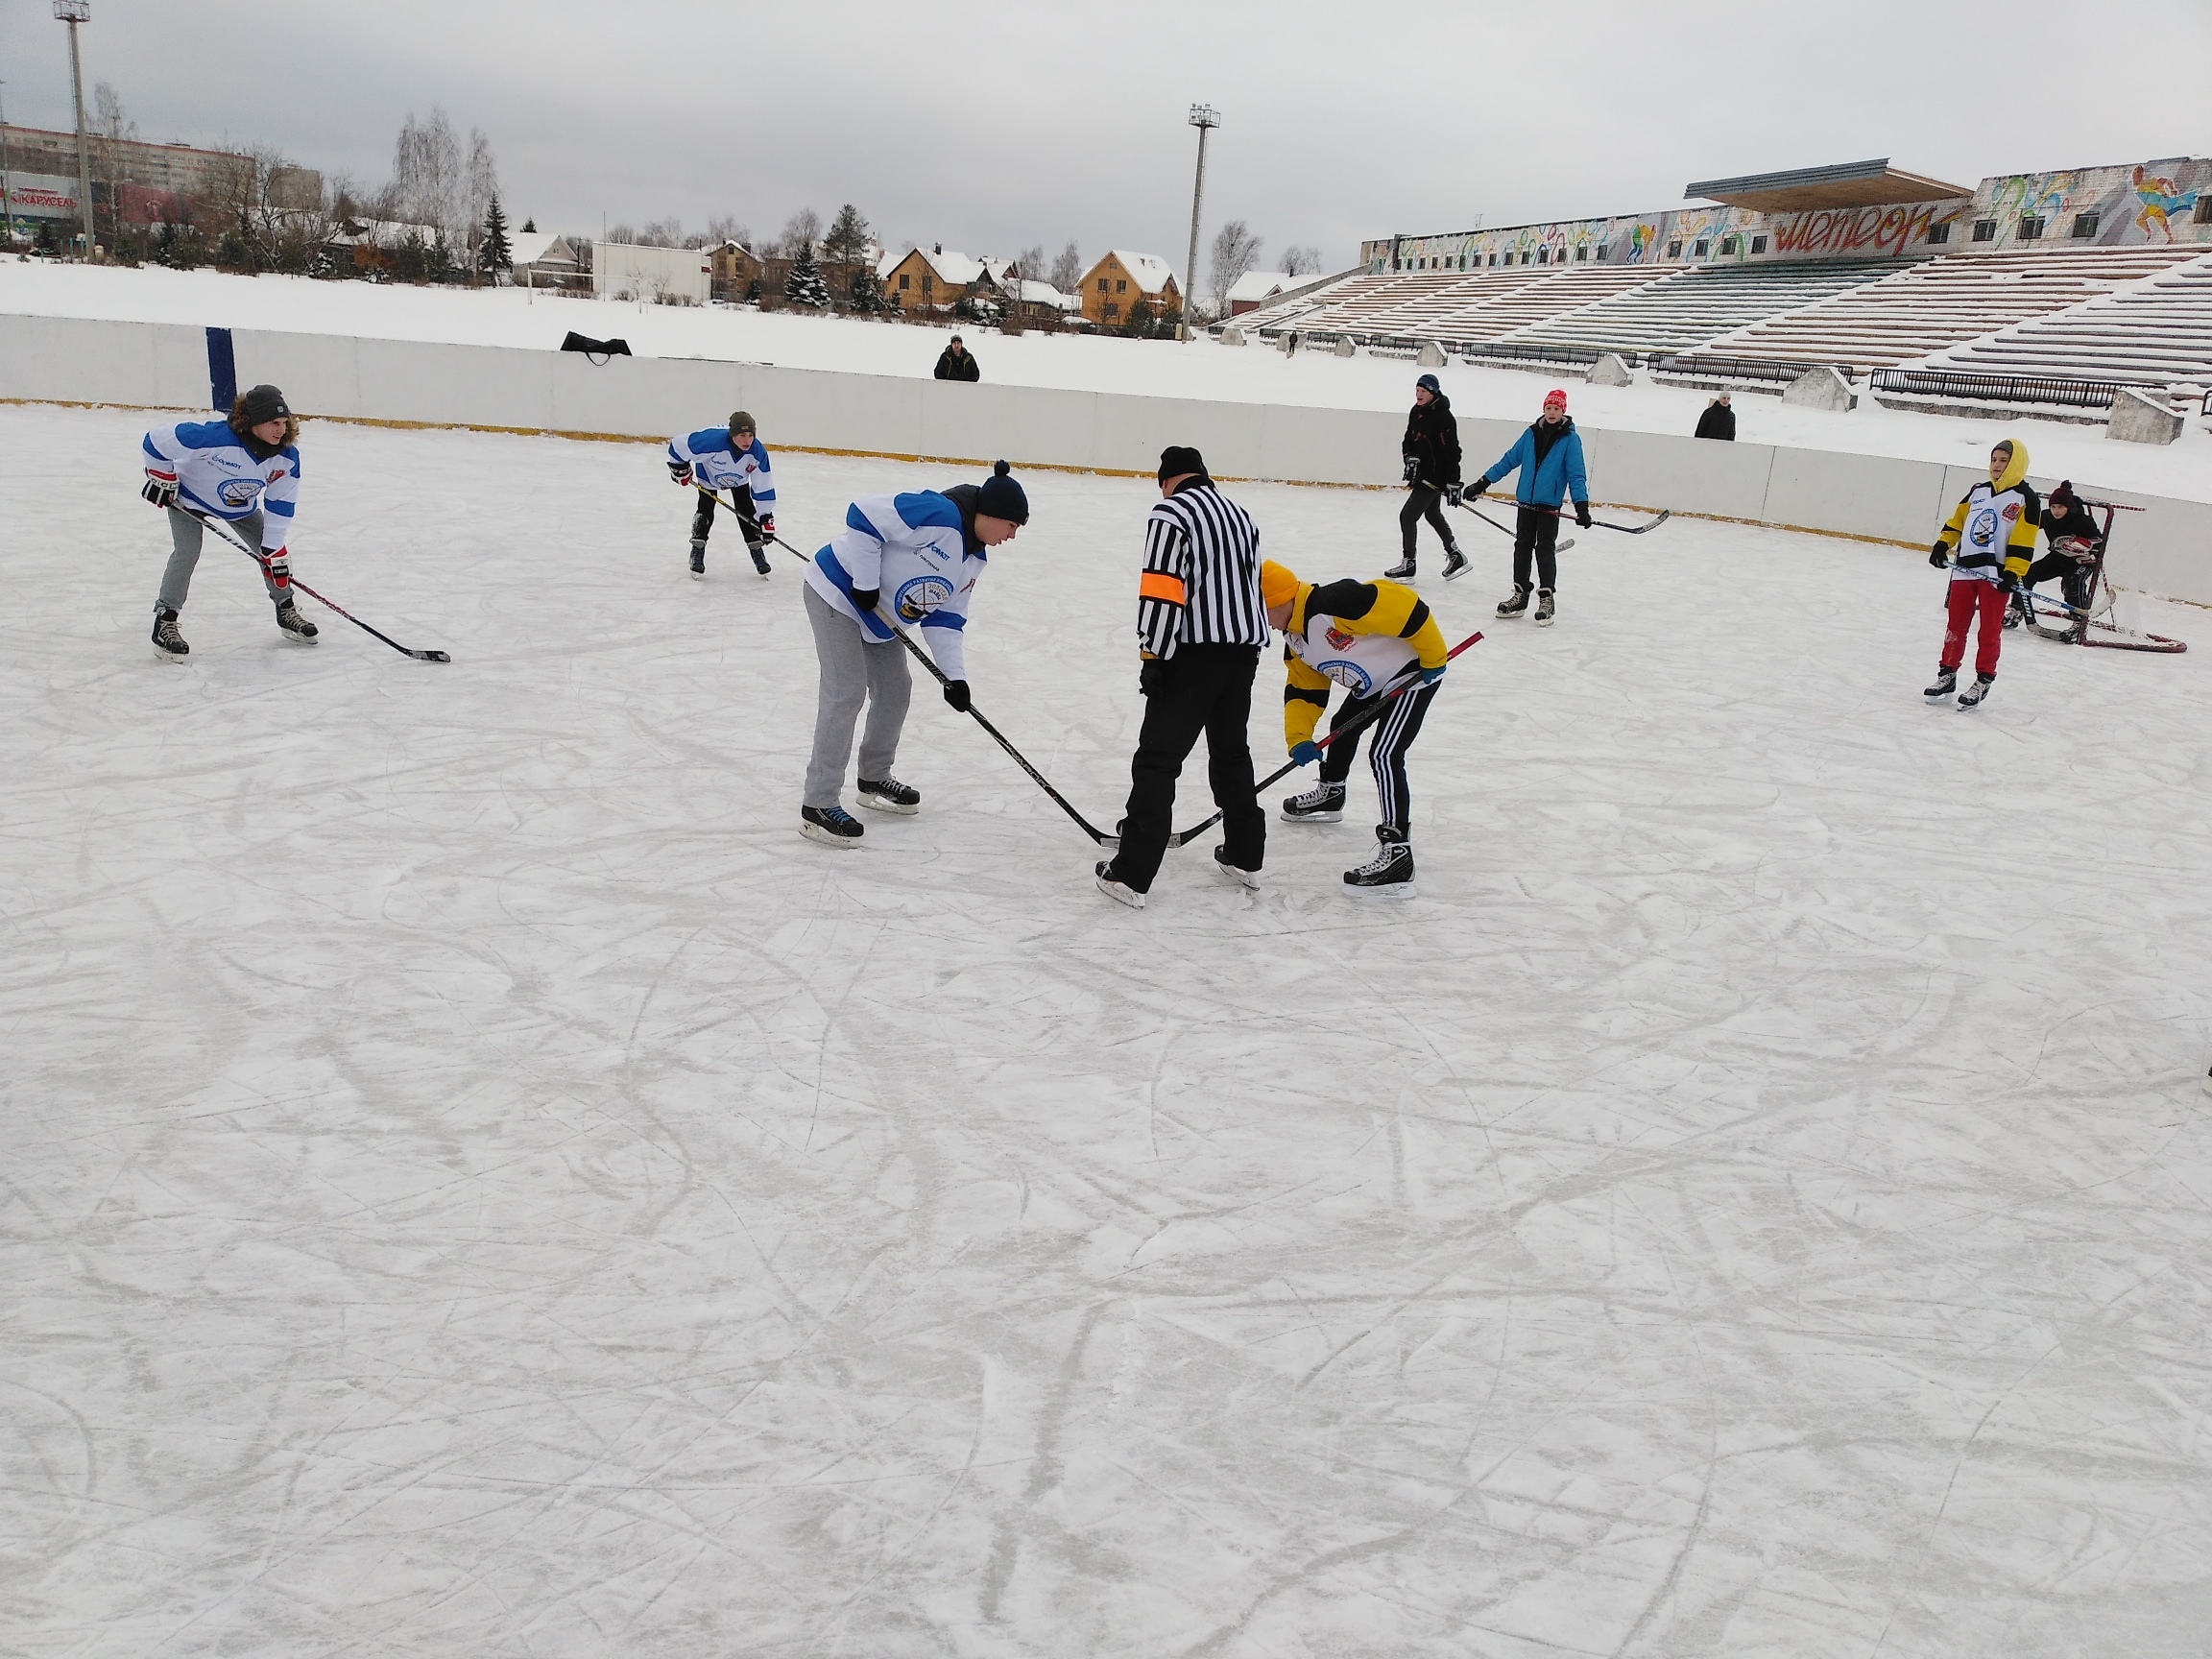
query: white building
[{"left": 592, "top": 241, "right": 710, "bottom": 304}]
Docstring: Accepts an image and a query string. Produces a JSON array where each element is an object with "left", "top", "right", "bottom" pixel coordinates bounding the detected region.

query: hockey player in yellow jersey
[
  {"left": 1926, "top": 437, "right": 2040, "bottom": 709},
  {"left": 1261, "top": 560, "right": 1449, "bottom": 896}
]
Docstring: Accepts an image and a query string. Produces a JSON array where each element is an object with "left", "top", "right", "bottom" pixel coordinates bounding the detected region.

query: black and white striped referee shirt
[{"left": 1136, "top": 479, "right": 1268, "bottom": 659}]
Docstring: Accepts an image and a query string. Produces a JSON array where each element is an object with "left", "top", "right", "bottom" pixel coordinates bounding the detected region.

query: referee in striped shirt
[{"left": 1096, "top": 445, "right": 1271, "bottom": 907}]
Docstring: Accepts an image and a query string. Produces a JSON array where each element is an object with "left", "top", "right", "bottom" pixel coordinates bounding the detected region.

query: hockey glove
[
  {"left": 1469, "top": 475, "right": 1490, "bottom": 497},
  {"left": 1419, "top": 665, "right": 1447, "bottom": 685},
  {"left": 1998, "top": 570, "right": 2020, "bottom": 595},
  {"left": 850, "top": 587, "right": 880, "bottom": 615},
  {"left": 142, "top": 473, "right": 180, "bottom": 510},
  {"left": 942, "top": 680, "right": 972, "bottom": 713},
  {"left": 756, "top": 515, "right": 774, "bottom": 540},
  {"left": 1574, "top": 500, "right": 1594, "bottom": 529},
  {"left": 668, "top": 460, "right": 693, "bottom": 486},
  {"left": 1402, "top": 455, "right": 1421, "bottom": 485},
  {"left": 1929, "top": 543, "right": 1951, "bottom": 568},
  {"left": 1288, "top": 740, "right": 1323, "bottom": 767}
]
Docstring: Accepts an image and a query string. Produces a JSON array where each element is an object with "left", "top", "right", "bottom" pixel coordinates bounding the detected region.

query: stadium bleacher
[
  {"left": 1505, "top": 259, "right": 1905, "bottom": 357},
  {"left": 1920, "top": 252, "right": 2212, "bottom": 390},
  {"left": 1233, "top": 265, "right": 1676, "bottom": 349}
]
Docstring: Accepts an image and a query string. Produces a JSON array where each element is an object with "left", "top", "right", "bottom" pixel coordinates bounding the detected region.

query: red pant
[{"left": 1941, "top": 579, "right": 2007, "bottom": 677}]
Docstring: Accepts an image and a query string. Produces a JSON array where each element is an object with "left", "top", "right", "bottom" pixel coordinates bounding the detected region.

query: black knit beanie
[{"left": 976, "top": 459, "right": 1028, "bottom": 523}]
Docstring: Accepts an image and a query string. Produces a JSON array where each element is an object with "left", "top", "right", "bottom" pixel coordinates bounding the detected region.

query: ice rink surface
[{"left": 7, "top": 405, "right": 2212, "bottom": 1658}]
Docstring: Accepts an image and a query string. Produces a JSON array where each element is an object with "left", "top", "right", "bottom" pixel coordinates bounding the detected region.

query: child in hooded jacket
[{"left": 1926, "top": 437, "right": 2038, "bottom": 709}]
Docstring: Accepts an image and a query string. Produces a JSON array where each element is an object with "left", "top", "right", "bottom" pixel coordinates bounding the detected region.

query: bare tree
[
  {"left": 464, "top": 128, "right": 498, "bottom": 276},
  {"left": 1282, "top": 244, "right": 1325, "bottom": 277},
  {"left": 636, "top": 217, "right": 684, "bottom": 248},
  {"left": 1048, "top": 240, "right": 1083, "bottom": 292},
  {"left": 1010, "top": 243, "right": 1046, "bottom": 285},
  {"left": 1207, "top": 219, "right": 1263, "bottom": 319},
  {"left": 776, "top": 207, "right": 822, "bottom": 258},
  {"left": 704, "top": 213, "right": 751, "bottom": 251},
  {"left": 90, "top": 83, "right": 137, "bottom": 243},
  {"left": 392, "top": 108, "right": 463, "bottom": 246}
]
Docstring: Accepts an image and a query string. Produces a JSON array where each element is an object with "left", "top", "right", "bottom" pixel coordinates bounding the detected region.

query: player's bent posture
[
  {"left": 1262, "top": 560, "right": 1448, "bottom": 897},
  {"left": 668, "top": 410, "right": 776, "bottom": 578},
  {"left": 1926, "top": 438, "right": 2038, "bottom": 709},
  {"left": 798, "top": 462, "right": 1028, "bottom": 846},
  {"left": 2008, "top": 478, "right": 2100, "bottom": 629},
  {"left": 142, "top": 383, "right": 313, "bottom": 659},
  {"left": 1471, "top": 386, "right": 1589, "bottom": 628},
  {"left": 1095, "top": 445, "right": 1271, "bottom": 910}
]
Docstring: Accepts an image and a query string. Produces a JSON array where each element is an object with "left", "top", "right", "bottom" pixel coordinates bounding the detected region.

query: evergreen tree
[
  {"left": 479, "top": 195, "right": 514, "bottom": 281},
  {"left": 784, "top": 241, "right": 832, "bottom": 310},
  {"left": 822, "top": 203, "right": 871, "bottom": 265},
  {"left": 848, "top": 263, "right": 892, "bottom": 313},
  {"left": 520, "top": 216, "right": 537, "bottom": 233}
]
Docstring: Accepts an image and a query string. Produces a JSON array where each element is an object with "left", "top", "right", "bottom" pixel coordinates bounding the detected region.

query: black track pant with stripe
[
  {"left": 1112, "top": 643, "right": 1264, "bottom": 893},
  {"left": 1318, "top": 679, "right": 1441, "bottom": 834},
  {"left": 692, "top": 484, "right": 764, "bottom": 548}
]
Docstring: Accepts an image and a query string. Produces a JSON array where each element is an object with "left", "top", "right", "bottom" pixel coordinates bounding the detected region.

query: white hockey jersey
[
  {"left": 141, "top": 419, "right": 301, "bottom": 552},
  {"left": 668, "top": 426, "right": 777, "bottom": 510},
  {"left": 804, "top": 492, "right": 985, "bottom": 680}
]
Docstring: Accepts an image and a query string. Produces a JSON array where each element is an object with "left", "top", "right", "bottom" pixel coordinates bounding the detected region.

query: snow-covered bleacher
[
  {"left": 1694, "top": 246, "right": 2208, "bottom": 373},
  {"left": 1918, "top": 252, "right": 2212, "bottom": 390},
  {"left": 1230, "top": 265, "right": 1677, "bottom": 350},
  {"left": 1505, "top": 260, "right": 1903, "bottom": 358}
]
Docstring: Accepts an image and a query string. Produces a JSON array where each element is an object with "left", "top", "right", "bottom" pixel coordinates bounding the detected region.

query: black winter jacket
[
  {"left": 1401, "top": 395, "right": 1461, "bottom": 486},
  {"left": 934, "top": 346, "right": 980, "bottom": 382},
  {"left": 1694, "top": 401, "right": 1736, "bottom": 441}
]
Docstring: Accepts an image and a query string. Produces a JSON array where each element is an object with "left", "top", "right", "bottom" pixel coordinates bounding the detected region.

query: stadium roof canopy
[{"left": 1684, "top": 158, "right": 1973, "bottom": 211}]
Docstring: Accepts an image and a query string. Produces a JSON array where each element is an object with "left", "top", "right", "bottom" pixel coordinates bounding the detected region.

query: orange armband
[{"left": 1139, "top": 571, "right": 1187, "bottom": 606}]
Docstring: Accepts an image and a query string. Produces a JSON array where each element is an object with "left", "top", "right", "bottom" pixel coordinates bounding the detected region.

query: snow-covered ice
[
  {"left": 5, "top": 258, "right": 2207, "bottom": 503},
  {"left": 6, "top": 405, "right": 2212, "bottom": 1657}
]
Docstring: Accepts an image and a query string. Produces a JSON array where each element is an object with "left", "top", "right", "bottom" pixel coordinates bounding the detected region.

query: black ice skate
[
  {"left": 750, "top": 545, "right": 772, "bottom": 578},
  {"left": 1441, "top": 545, "right": 1468, "bottom": 581},
  {"left": 1496, "top": 584, "right": 1530, "bottom": 618},
  {"left": 1344, "top": 827, "right": 1415, "bottom": 898},
  {"left": 1923, "top": 667, "right": 1958, "bottom": 701},
  {"left": 1094, "top": 861, "right": 1145, "bottom": 909},
  {"left": 856, "top": 776, "right": 921, "bottom": 814},
  {"left": 1382, "top": 554, "right": 1416, "bottom": 581},
  {"left": 1533, "top": 589, "right": 1555, "bottom": 627},
  {"left": 1281, "top": 781, "right": 1346, "bottom": 824},
  {"left": 1213, "top": 846, "right": 1261, "bottom": 889},
  {"left": 800, "top": 805, "right": 865, "bottom": 847},
  {"left": 689, "top": 542, "right": 706, "bottom": 579},
  {"left": 151, "top": 606, "right": 189, "bottom": 661},
  {"left": 1957, "top": 672, "right": 1996, "bottom": 709},
  {"left": 274, "top": 597, "right": 319, "bottom": 643}
]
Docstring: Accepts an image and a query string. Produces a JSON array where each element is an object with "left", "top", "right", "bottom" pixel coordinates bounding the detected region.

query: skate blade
[
  {"left": 1281, "top": 809, "right": 1343, "bottom": 824},
  {"left": 1344, "top": 880, "right": 1417, "bottom": 902},
  {"left": 1442, "top": 565, "right": 1468, "bottom": 581},
  {"left": 1094, "top": 874, "right": 1146, "bottom": 909},
  {"left": 276, "top": 633, "right": 319, "bottom": 646},
  {"left": 855, "top": 794, "right": 920, "bottom": 815},
  {"left": 799, "top": 821, "right": 863, "bottom": 848},
  {"left": 151, "top": 644, "right": 189, "bottom": 662},
  {"left": 1214, "top": 863, "right": 1262, "bottom": 890},
  {"left": 1533, "top": 616, "right": 1554, "bottom": 628}
]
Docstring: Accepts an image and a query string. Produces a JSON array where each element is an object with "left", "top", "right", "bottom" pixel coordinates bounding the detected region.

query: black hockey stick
[
  {"left": 739, "top": 513, "right": 1117, "bottom": 844},
  {"left": 1161, "top": 629, "right": 1486, "bottom": 849},
  {"left": 186, "top": 509, "right": 451, "bottom": 662},
  {"left": 1515, "top": 498, "right": 1671, "bottom": 535},
  {"left": 1423, "top": 479, "right": 1576, "bottom": 553}
]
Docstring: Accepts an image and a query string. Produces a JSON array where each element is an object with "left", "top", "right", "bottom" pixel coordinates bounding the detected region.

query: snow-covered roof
[
  {"left": 1226, "top": 270, "right": 1292, "bottom": 304},
  {"left": 886, "top": 246, "right": 990, "bottom": 287},
  {"left": 1017, "top": 279, "right": 1079, "bottom": 310},
  {"left": 506, "top": 230, "right": 570, "bottom": 269},
  {"left": 1109, "top": 250, "right": 1176, "bottom": 295}
]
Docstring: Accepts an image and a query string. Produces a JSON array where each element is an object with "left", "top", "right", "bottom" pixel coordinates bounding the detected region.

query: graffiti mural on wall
[{"left": 1364, "top": 154, "right": 2208, "bottom": 272}]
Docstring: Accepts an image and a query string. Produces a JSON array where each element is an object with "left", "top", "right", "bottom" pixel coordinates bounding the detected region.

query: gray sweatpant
[
  {"left": 157, "top": 507, "right": 285, "bottom": 614},
  {"left": 805, "top": 584, "right": 912, "bottom": 808}
]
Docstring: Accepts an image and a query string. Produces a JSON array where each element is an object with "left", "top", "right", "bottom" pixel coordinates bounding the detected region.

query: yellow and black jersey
[
  {"left": 1936, "top": 440, "right": 2040, "bottom": 587},
  {"left": 1282, "top": 577, "right": 1448, "bottom": 748}
]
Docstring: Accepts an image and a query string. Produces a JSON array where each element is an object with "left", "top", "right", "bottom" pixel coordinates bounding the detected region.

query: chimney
[{"left": 933, "top": 243, "right": 942, "bottom": 255}]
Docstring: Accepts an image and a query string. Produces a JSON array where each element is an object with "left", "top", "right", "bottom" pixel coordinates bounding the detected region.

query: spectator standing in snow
[
  {"left": 1695, "top": 393, "right": 1736, "bottom": 441},
  {"left": 1389, "top": 373, "right": 1466, "bottom": 582},
  {"left": 1469, "top": 387, "right": 1590, "bottom": 627},
  {"left": 934, "top": 336, "right": 980, "bottom": 382}
]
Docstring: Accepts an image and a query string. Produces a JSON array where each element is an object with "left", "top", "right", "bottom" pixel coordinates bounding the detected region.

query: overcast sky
[{"left": 3, "top": 0, "right": 2206, "bottom": 275}]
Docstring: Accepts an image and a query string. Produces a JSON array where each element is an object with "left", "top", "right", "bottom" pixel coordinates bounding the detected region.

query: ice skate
[
  {"left": 1496, "top": 584, "right": 1530, "bottom": 618},
  {"left": 1957, "top": 672, "right": 1996, "bottom": 710},
  {"left": 800, "top": 804, "right": 865, "bottom": 847},
  {"left": 1382, "top": 554, "right": 1416, "bottom": 581},
  {"left": 1533, "top": 589, "right": 1555, "bottom": 627},
  {"left": 1344, "top": 828, "right": 1416, "bottom": 899},
  {"left": 856, "top": 776, "right": 921, "bottom": 814},
  {"left": 1441, "top": 545, "right": 1468, "bottom": 581},
  {"left": 274, "top": 597, "right": 319, "bottom": 643},
  {"left": 1213, "top": 847, "right": 1261, "bottom": 889},
  {"left": 751, "top": 545, "right": 772, "bottom": 578},
  {"left": 151, "top": 607, "right": 189, "bottom": 661},
  {"left": 1094, "top": 861, "right": 1145, "bottom": 909},
  {"left": 1282, "top": 781, "right": 1346, "bottom": 824},
  {"left": 1923, "top": 668, "right": 1958, "bottom": 701},
  {"left": 689, "top": 542, "right": 706, "bottom": 579}
]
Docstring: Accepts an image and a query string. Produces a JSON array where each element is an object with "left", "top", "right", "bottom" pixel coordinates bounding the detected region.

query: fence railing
[
  {"left": 1866, "top": 368, "right": 2120, "bottom": 410},
  {"left": 1458, "top": 340, "right": 1641, "bottom": 369},
  {"left": 1653, "top": 353, "right": 1855, "bottom": 386}
]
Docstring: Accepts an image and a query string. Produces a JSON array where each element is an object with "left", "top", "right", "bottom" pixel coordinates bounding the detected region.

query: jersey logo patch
[
  {"left": 1968, "top": 507, "right": 1999, "bottom": 548},
  {"left": 1325, "top": 627, "right": 1354, "bottom": 649},
  {"left": 1317, "top": 659, "right": 1373, "bottom": 695},
  {"left": 217, "top": 478, "right": 261, "bottom": 508},
  {"left": 895, "top": 573, "right": 954, "bottom": 621},
  {"left": 2001, "top": 502, "right": 2020, "bottom": 523}
]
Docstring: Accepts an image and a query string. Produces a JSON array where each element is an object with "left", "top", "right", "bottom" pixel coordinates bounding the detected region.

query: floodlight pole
[
  {"left": 0, "top": 82, "right": 13, "bottom": 243},
  {"left": 54, "top": 1, "right": 94, "bottom": 257},
  {"left": 1182, "top": 104, "right": 1218, "bottom": 343}
]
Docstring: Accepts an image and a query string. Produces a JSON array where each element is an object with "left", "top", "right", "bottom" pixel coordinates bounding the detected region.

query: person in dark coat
[
  {"left": 1694, "top": 393, "right": 1736, "bottom": 441},
  {"left": 2008, "top": 478, "right": 2103, "bottom": 628},
  {"left": 1388, "top": 373, "right": 1465, "bottom": 581},
  {"left": 933, "top": 335, "right": 981, "bottom": 382}
]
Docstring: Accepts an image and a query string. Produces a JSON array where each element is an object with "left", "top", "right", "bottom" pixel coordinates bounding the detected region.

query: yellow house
[
  {"left": 1078, "top": 250, "right": 1180, "bottom": 327},
  {"left": 879, "top": 244, "right": 993, "bottom": 312}
]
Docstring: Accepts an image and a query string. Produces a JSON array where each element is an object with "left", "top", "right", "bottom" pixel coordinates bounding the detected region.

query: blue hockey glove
[
  {"left": 1419, "top": 665, "right": 1446, "bottom": 685},
  {"left": 1288, "top": 740, "right": 1323, "bottom": 766}
]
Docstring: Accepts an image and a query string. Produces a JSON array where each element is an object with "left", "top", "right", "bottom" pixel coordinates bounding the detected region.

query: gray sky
[{"left": 3, "top": 0, "right": 2206, "bottom": 274}]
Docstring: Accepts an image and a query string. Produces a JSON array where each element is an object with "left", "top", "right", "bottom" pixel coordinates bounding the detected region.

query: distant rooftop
[{"left": 1686, "top": 158, "right": 1972, "bottom": 212}]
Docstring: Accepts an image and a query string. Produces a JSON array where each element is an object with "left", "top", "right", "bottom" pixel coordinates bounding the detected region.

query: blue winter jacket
[{"left": 1479, "top": 418, "right": 1588, "bottom": 509}]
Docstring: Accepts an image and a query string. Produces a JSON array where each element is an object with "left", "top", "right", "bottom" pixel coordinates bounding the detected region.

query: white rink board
[{"left": 6, "top": 407, "right": 2212, "bottom": 1658}]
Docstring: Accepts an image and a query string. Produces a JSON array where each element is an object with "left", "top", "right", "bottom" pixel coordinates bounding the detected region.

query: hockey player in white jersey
[
  {"left": 667, "top": 411, "right": 776, "bottom": 578},
  {"left": 798, "top": 462, "right": 1029, "bottom": 846},
  {"left": 140, "top": 384, "right": 315, "bottom": 658}
]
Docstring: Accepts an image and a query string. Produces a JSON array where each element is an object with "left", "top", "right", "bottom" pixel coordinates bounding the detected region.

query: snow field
[{"left": 6, "top": 406, "right": 2212, "bottom": 1657}]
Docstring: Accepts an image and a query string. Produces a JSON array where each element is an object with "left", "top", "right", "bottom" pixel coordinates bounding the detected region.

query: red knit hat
[{"left": 1543, "top": 387, "right": 1568, "bottom": 409}]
